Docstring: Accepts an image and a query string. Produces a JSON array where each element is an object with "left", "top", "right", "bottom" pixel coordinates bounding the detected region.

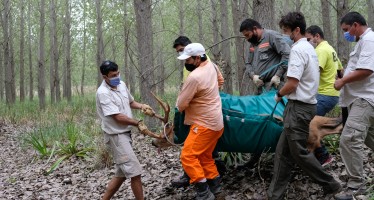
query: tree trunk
[
  {"left": 38, "top": 0, "right": 46, "bottom": 109},
  {"left": 178, "top": 0, "right": 185, "bottom": 83},
  {"left": 134, "top": 0, "right": 157, "bottom": 127},
  {"left": 20, "top": 0, "right": 26, "bottom": 101},
  {"left": 220, "top": 0, "right": 233, "bottom": 94},
  {"left": 49, "top": 0, "right": 58, "bottom": 103},
  {"left": 95, "top": 0, "right": 105, "bottom": 87},
  {"left": 197, "top": 2, "right": 204, "bottom": 42},
  {"left": 253, "top": 0, "right": 275, "bottom": 30},
  {"left": 368, "top": 0, "right": 374, "bottom": 28},
  {"left": 231, "top": 0, "right": 247, "bottom": 91},
  {"left": 64, "top": 0, "right": 72, "bottom": 102},
  {"left": 210, "top": 0, "right": 221, "bottom": 61},
  {"left": 28, "top": 0, "right": 34, "bottom": 101},
  {"left": 320, "top": 0, "right": 333, "bottom": 44},
  {"left": 81, "top": 0, "right": 87, "bottom": 96},
  {"left": 295, "top": 0, "right": 302, "bottom": 12},
  {"left": 122, "top": 2, "right": 135, "bottom": 94},
  {"left": 0, "top": 44, "right": 3, "bottom": 100},
  {"left": 336, "top": 0, "right": 350, "bottom": 66}
]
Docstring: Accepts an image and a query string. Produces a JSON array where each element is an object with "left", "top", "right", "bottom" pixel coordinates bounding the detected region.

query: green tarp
[{"left": 173, "top": 89, "right": 287, "bottom": 153}]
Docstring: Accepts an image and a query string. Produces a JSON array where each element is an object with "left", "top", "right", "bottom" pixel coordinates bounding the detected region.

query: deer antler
[{"left": 150, "top": 91, "right": 170, "bottom": 124}]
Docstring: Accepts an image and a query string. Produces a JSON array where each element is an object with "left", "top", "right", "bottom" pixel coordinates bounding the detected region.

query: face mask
[
  {"left": 178, "top": 52, "right": 183, "bottom": 56},
  {"left": 108, "top": 75, "right": 121, "bottom": 87},
  {"left": 344, "top": 31, "right": 356, "bottom": 42},
  {"left": 185, "top": 63, "right": 197, "bottom": 72},
  {"left": 309, "top": 40, "right": 317, "bottom": 48}
]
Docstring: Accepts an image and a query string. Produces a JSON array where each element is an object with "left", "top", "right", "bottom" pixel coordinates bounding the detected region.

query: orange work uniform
[{"left": 177, "top": 60, "right": 224, "bottom": 183}]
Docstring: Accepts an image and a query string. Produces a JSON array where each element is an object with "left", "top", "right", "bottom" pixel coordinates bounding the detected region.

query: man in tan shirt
[{"left": 177, "top": 43, "right": 224, "bottom": 200}]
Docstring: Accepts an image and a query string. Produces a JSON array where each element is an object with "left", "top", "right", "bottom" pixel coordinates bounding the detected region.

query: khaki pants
[
  {"left": 180, "top": 124, "right": 224, "bottom": 184},
  {"left": 267, "top": 100, "right": 339, "bottom": 200},
  {"left": 340, "top": 98, "right": 374, "bottom": 189}
]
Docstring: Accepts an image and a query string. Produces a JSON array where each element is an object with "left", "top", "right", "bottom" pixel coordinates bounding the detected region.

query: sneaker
[
  {"left": 171, "top": 172, "right": 190, "bottom": 188},
  {"left": 207, "top": 176, "right": 222, "bottom": 195},
  {"left": 322, "top": 156, "right": 335, "bottom": 168},
  {"left": 334, "top": 187, "right": 366, "bottom": 200},
  {"left": 195, "top": 182, "right": 215, "bottom": 200}
]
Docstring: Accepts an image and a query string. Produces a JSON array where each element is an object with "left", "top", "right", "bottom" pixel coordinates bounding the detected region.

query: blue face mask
[
  {"left": 344, "top": 31, "right": 356, "bottom": 42},
  {"left": 108, "top": 75, "right": 121, "bottom": 87}
]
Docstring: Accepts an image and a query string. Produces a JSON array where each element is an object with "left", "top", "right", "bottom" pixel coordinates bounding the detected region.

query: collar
[
  {"left": 316, "top": 40, "right": 328, "bottom": 48},
  {"left": 360, "top": 27, "right": 372, "bottom": 39},
  {"left": 292, "top": 37, "right": 307, "bottom": 47},
  {"left": 101, "top": 80, "right": 118, "bottom": 91}
]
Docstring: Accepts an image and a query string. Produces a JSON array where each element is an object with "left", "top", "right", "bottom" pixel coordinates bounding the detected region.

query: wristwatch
[{"left": 276, "top": 91, "right": 283, "bottom": 98}]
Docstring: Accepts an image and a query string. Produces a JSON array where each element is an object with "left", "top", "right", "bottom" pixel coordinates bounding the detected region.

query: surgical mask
[
  {"left": 185, "top": 63, "right": 197, "bottom": 72},
  {"left": 178, "top": 51, "right": 183, "bottom": 56},
  {"left": 108, "top": 75, "right": 121, "bottom": 86},
  {"left": 344, "top": 32, "right": 356, "bottom": 42}
]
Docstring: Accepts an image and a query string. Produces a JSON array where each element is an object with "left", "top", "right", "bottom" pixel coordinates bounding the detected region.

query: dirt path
[{"left": 0, "top": 123, "right": 372, "bottom": 200}]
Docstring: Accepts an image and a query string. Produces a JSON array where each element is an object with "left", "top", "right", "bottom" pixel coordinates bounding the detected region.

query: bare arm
[
  {"left": 334, "top": 69, "right": 373, "bottom": 90},
  {"left": 130, "top": 101, "right": 143, "bottom": 110},
  {"left": 278, "top": 77, "right": 299, "bottom": 96},
  {"left": 111, "top": 113, "right": 139, "bottom": 126}
]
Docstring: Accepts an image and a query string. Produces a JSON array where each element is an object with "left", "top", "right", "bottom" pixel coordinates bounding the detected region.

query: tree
[
  {"left": 220, "top": 0, "right": 233, "bottom": 93},
  {"left": 81, "top": 0, "right": 87, "bottom": 96},
  {"left": 134, "top": 0, "right": 157, "bottom": 126},
  {"left": 368, "top": 0, "right": 374, "bottom": 28},
  {"left": 63, "top": 0, "right": 72, "bottom": 101},
  {"left": 231, "top": 0, "right": 248, "bottom": 91},
  {"left": 49, "top": 0, "right": 59, "bottom": 103},
  {"left": 320, "top": 0, "right": 333, "bottom": 44},
  {"left": 28, "top": 0, "right": 34, "bottom": 101},
  {"left": 253, "top": 0, "right": 275, "bottom": 30},
  {"left": 38, "top": 0, "right": 47, "bottom": 109},
  {"left": 210, "top": 0, "right": 220, "bottom": 61},
  {"left": 95, "top": 0, "right": 105, "bottom": 87},
  {"left": 19, "top": 0, "right": 26, "bottom": 101},
  {"left": 336, "top": 0, "right": 350, "bottom": 66}
]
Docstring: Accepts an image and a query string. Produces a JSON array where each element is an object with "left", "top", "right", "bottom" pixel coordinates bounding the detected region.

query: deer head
[{"left": 140, "top": 92, "right": 175, "bottom": 149}]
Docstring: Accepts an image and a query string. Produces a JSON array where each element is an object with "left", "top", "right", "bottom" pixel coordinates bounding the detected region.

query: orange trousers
[{"left": 180, "top": 124, "right": 224, "bottom": 184}]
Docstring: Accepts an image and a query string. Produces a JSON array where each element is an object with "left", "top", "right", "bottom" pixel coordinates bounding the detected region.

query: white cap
[{"left": 177, "top": 43, "right": 206, "bottom": 60}]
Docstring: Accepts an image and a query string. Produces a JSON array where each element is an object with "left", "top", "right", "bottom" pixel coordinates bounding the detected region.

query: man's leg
[
  {"left": 102, "top": 177, "right": 125, "bottom": 200},
  {"left": 131, "top": 175, "right": 144, "bottom": 200}
]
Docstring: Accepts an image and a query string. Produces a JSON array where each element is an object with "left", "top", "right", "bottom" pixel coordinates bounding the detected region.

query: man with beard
[{"left": 238, "top": 18, "right": 291, "bottom": 169}]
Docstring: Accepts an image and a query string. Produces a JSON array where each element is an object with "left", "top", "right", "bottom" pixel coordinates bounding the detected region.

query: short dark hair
[
  {"left": 100, "top": 60, "right": 118, "bottom": 76},
  {"left": 306, "top": 25, "right": 324, "bottom": 39},
  {"left": 239, "top": 19, "right": 262, "bottom": 32},
  {"left": 279, "top": 12, "right": 306, "bottom": 34},
  {"left": 173, "top": 36, "right": 191, "bottom": 48},
  {"left": 340, "top": 11, "right": 367, "bottom": 26}
]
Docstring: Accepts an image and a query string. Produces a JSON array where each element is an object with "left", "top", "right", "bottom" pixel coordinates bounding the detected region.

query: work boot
[
  {"left": 334, "top": 187, "right": 367, "bottom": 200},
  {"left": 207, "top": 176, "right": 222, "bottom": 195},
  {"left": 171, "top": 172, "right": 190, "bottom": 188},
  {"left": 195, "top": 182, "right": 215, "bottom": 200}
]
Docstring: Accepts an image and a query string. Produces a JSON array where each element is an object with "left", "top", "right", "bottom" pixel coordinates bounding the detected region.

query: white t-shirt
[
  {"left": 96, "top": 80, "right": 134, "bottom": 134},
  {"left": 286, "top": 38, "right": 320, "bottom": 104},
  {"left": 339, "top": 28, "right": 374, "bottom": 107}
]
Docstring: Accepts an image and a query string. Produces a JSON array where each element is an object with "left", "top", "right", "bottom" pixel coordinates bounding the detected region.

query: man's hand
[
  {"left": 334, "top": 79, "right": 345, "bottom": 90},
  {"left": 141, "top": 104, "right": 155, "bottom": 116},
  {"left": 274, "top": 93, "right": 282, "bottom": 102},
  {"left": 253, "top": 75, "right": 264, "bottom": 87},
  {"left": 137, "top": 120, "right": 148, "bottom": 134},
  {"left": 270, "top": 75, "right": 281, "bottom": 88}
]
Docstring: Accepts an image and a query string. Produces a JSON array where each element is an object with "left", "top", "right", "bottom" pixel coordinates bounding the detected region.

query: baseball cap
[{"left": 177, "top": 43, "right": 206, "bottom": 60}]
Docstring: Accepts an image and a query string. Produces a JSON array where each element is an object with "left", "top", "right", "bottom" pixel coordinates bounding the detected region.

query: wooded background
[{"left": 0, "top": 0, "right": 373, "bottom": 110}]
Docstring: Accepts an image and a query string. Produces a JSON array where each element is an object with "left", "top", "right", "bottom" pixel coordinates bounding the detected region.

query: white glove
[
  {"left": 253, "top": 75, "right": 264, "bottom": 87},
  {"left": 270, "top": 75, "right": 281, "bottom": 88}
]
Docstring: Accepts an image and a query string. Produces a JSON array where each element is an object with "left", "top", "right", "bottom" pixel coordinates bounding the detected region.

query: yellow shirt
[
  {"left": 183, "top": 55, "right": 211, "bottom": 82},
  {"left": 315, "top": 41, "right": 342, "bottom": 97}
]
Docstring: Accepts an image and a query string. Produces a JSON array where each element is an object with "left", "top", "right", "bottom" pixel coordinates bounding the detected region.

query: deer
[{"left": 144, "top": 93, "right": 344, "bottom": 152}]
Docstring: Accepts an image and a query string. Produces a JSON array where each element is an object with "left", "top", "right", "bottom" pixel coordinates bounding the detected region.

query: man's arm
[
  {"left": 130, "top": 101, "right": 143, "bottom": 109},
  {"left": 278, "top": 77, "right": 299, "bottom": 96},
  {"left": 176, "top": 77, "right": 198, "bottom": 112},
  {"left": 112, "top": 113, "right": 140, "bottom": 126},
  {"left": 334, "top": 69, "right": 373, "bottom": 90},
  {"left": 272, "top": 34, "right": 291, "bottom": 77}
]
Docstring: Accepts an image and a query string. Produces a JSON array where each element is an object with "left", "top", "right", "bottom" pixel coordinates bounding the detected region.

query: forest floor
[{"left": 0, "top": 122, "right": 373, "bottom": 200}]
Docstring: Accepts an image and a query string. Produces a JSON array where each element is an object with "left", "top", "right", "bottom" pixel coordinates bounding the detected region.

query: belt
[
  {"left": 288, "top": 99, "right": 316, "bottom": 105},
  {"left": 104, "top": 130, "right": 131, "bottom": 135}
]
